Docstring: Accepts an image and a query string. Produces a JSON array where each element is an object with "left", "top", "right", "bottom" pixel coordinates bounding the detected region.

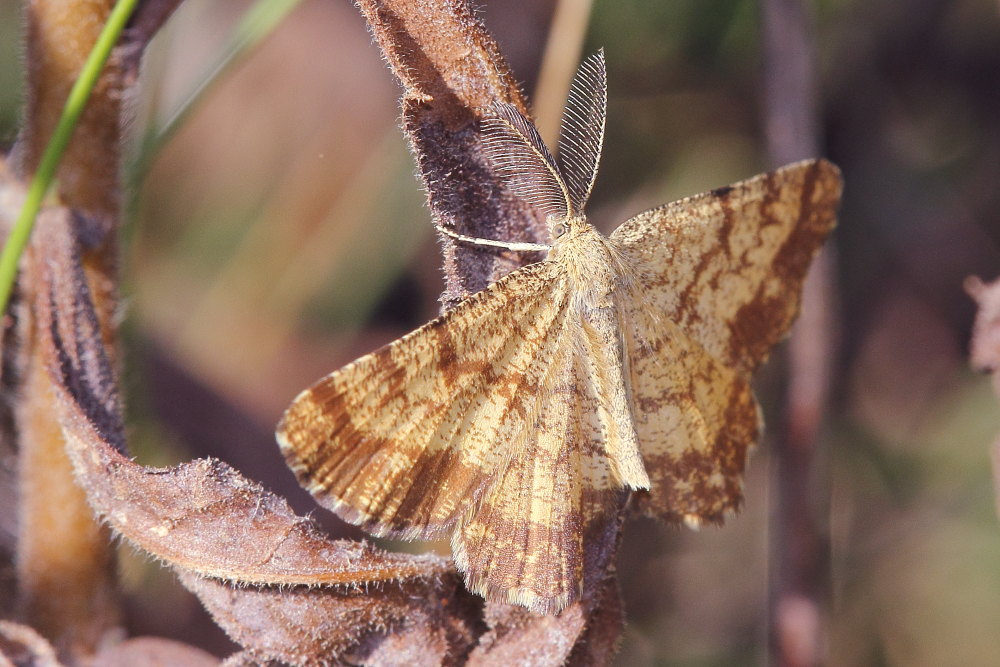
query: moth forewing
[
  {"left": 277, "top": 261, "right": 569, "bottom": 540},
  {"left": 577, "top": 305, "right": 649, "bottom": 490}
]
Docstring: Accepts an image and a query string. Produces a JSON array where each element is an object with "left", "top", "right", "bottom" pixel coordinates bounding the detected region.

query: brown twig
[{"left": 761, "top": 0, "right": 833, "bottom": 665}]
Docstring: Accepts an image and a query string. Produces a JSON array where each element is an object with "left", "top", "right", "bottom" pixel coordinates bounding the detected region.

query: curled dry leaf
[
  {"left": 0, "top": 620, "right": 62, "bottom": 667},
  {"left": 27, "top": 209, "right": 479, "bottom": 663},
  {"left": 181, "top": 570, "right": 482, "bottom": 666}
]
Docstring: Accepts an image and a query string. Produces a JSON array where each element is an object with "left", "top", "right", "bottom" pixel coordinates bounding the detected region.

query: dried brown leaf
[
  {"left": 27, "top": 207, "right": 479, "bottom": 663},
  {"left": 93, "top": 636, "right": 220, "bottom": 667},
  {"left": 181, "top": 570, "right": 481, "bottom": 666},
  {"left": 31, "top": 208, "right": 417, "bottom": 583},
  {"left": 0, "top": 621, "right": 62, "bottom": 667}
]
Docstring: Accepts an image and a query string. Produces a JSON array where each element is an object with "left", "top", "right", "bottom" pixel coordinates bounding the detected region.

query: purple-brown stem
[{"left": 761, "top": 0, "right": 833, "bottom": 665}]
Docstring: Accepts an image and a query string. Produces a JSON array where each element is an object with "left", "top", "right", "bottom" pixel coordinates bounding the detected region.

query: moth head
[
  {"left": 550, "top": 216, "right": 570, "bottom": 239},
  {"left": 481, "top": 51, "right": 608, "bottom": 237},
  {"left": 548, "top": 214, "right": 590, "bottom": 241}
]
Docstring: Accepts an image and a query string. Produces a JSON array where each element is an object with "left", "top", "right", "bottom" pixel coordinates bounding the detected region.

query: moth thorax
[{"left": 550, "top": 221, "right": 624, "bottom": 310}]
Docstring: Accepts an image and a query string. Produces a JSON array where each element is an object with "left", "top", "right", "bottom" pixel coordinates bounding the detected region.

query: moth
[{"left": 277, "top": 51, "right": 841, "bottom": 614}]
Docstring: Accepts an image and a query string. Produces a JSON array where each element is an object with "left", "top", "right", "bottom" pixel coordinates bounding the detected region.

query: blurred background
[{"left": 2, "top": 0, "right": 1000, "bottom": 664}]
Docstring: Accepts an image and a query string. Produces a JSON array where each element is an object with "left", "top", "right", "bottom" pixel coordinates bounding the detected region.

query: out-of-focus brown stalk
[
  {"left": 965, "top": 276, "right": 1000, "bottom": 520},
  {"left": 761, "top": 0, "right": 833, "bottom": 665},
  {"left": 14, "top": 1, "right": 124, "bottom": 658},
  {"left": 533, "top": 0, "right": 595, "bottom": 147},
  {"left": 11, "top": 0, "right": 182, "bottom": 659}
]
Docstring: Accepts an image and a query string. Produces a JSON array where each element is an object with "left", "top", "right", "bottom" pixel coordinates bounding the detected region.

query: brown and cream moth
[{"left": 276, "top": 51, "right": 842, "bottom": 615}]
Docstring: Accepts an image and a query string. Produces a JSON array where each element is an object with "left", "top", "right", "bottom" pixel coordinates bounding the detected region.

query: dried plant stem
[
  {"left": 533, "top": 0, "right": 595, "bottom": 147},
  {"left": 761, "top": 0, "right": 832, "bottom": 665},
  {"left": 16, "top": 355, "right": 120, "bottom": 657},
  {"left": 12, "top": 0, "right": 138, "bottom": 658}
]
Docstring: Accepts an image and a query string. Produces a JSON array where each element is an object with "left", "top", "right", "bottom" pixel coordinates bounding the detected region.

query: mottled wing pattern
[
  {"left": 621, "top": 307, "right": 760, "bottom": 522},
  {"left": 612, "top": 158, "right": 842, "bottom": 374},
  {"left": 453, "top": 339, "right": 582, "bottom": 614},
  {"left": 611, "top": 158, "right": 840, "bottom": 520},
  {"left": 277, "top": 261, "right": 569, "bottom": 540},
  {"left": 452, "top": 315, "right": 631, "bottom": 613}
]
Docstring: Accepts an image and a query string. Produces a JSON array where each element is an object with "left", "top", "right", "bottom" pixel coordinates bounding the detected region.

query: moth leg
[{"left": 435, "top": 223, "right": 551, "bottom": 253}]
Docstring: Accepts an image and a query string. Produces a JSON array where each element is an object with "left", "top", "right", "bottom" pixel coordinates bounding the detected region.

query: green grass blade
[
  {"left": 0, "top": 0, "right": 140, "bottom": 314},
  {"left": 130, "top": 0, "right": 303, "bottom": 179}
]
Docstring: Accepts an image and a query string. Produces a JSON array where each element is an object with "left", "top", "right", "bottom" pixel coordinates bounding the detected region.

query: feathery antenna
[
  {"left": 480, "top": 52, "right": 608, "bottom": 223},
  {"left": 481, "top": 103, "right": 572, "bottom": 220},
  {"left": 557, "top": 50, "right": 607, "bottom": 214}
]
